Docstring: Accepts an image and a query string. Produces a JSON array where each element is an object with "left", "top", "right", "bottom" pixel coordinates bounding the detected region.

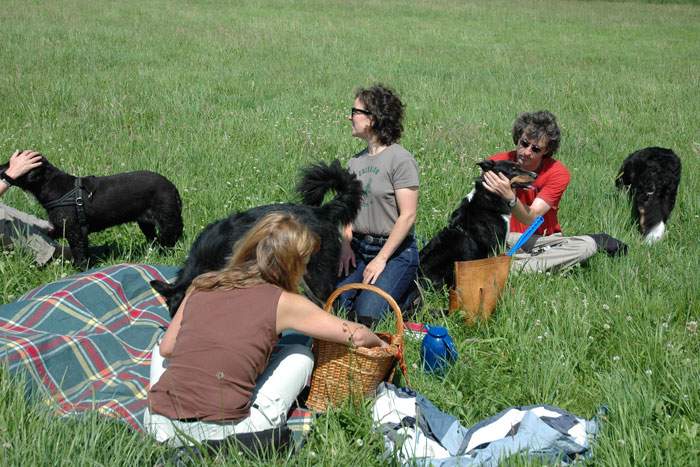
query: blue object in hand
[{"left": 421, "top": 325, "right": 458, "bottom": 374}]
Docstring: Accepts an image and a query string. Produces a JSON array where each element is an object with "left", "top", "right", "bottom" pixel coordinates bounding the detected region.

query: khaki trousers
[
  {"left": 507, "top": 232, "right": 597, "bottom": 274},
  {"left": 0, "top": 203, "right": 60, "bottom": 265}
]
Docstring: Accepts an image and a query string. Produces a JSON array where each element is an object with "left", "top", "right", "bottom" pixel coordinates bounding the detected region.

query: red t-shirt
[{"left": 489, "top": 151, "right": 570, "bottom": 235}]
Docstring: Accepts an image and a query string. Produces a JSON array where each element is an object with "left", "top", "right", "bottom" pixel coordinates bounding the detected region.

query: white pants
[
  {"left": 507, "top": 232, "right": 598, "bottom": 274},
  {"left": 144, "top": 341, "right": 314, "bottom": 447}
]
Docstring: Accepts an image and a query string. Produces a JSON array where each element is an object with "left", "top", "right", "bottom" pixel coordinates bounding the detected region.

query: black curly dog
[
  {"left": 615, "top": 147, "right": 681, "bottom": 244},
  {"left": 0, "top": 155, "right": 183, "bottom": 267},
  {"left": 397, "top": 160, "right": 536, "bottom": 312},
  {"left": 151, "top": 160, "right": 363, "bottom": 317}
]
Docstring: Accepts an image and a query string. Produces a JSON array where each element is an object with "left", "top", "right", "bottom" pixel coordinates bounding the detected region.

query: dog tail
[{"left": 296, "top": 159, "right": 363, "bottom": 226}]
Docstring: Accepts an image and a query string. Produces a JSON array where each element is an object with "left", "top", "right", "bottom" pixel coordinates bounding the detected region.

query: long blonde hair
[{"left": 191, "top": 212, "right": 319, "bottom": 293}]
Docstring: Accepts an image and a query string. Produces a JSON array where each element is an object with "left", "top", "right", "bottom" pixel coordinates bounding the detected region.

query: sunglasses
[
  {"left": 350, "top": 107, "right": 372, "bottom": 117},
  {"left": 518, "top": 137, "right": 545, "bottom": 155}
]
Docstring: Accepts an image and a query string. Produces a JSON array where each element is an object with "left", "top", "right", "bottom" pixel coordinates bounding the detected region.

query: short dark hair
[
  {"left": 512, "top": 111, "right": 561, "bottom": 156},
  {"left": 355, "top": 84, "right": 405, "bottom": 145}
]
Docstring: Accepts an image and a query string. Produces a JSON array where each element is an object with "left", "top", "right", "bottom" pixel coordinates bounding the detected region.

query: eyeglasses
[
  {"left": 518, "top": 137, "right": 545, "bottom": 155},
  {"left": 350, "top": 107, "right": 372, "bottom": 117}
]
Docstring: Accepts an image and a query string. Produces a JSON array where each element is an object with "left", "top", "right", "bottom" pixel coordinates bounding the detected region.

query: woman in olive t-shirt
[{"left": 337, "top": 84, "right": 420, "bottom": 324}]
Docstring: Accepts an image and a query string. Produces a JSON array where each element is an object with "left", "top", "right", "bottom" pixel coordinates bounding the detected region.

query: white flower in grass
[
  {"left": 588, "top": 336, "right": 594, "bottom": 341},
  {"left": 615, "top": 294, "right": 621, "bottom": 299},
  {"left": 661, "top": 322, "right": 669, "bottom": 329},
  {"left": 537, "top": 335, "right": 543, "bottom": 341},
  {"left": 309, "top": 451, "right": 317, "bottom": 459},
  {"left": 618, "top": 439, "right": 625, "bottom": 446},
  {"left": 626, "top": 315, "right": 633, "bottom": 322},
  {"left": 534, "top": 319, "right": 541, "bottom": 326},
  {"left": 666, "top": 342, "right": 674, "bottom": 349},
  {"left": 686, "top": 321, "right": 697, "bottom": 334},
  {"left": 603, "top": 323, "right": 611, "bottom": 330},
  {"left": 602, "top": 304, "right": 610, "bottom": 311},
  {"left": 612, "top": 355, "right": 621, "bottom": 362},
  {"left": 355, "top": 439, "right": 364, "bottom": 447},
  {"left": 645, "top": 369, "right": 652, "bottom": 376}
]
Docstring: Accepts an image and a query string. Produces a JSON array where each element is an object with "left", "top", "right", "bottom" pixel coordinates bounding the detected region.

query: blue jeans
[{"left": 336, "top": 234, "right": 419, "bottom": 322}]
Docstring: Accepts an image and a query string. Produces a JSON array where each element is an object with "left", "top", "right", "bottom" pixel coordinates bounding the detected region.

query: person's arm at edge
[{"left": 0, "top": 150, "right": 43, "bottom": 197}]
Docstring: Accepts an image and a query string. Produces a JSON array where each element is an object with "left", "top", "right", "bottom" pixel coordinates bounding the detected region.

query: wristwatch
[
  {"left": 507, "top": 196, "right": 517, "bottom": 209},
  {"left": 0, "top": 172, "right": 16, "bottom": 186}
]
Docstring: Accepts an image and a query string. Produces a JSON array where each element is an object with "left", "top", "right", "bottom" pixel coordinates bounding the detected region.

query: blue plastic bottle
[{"left": 420, "top": 325, "right": 458, "bottom": 374}]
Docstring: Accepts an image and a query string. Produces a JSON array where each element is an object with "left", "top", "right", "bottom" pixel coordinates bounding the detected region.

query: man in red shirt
[{"left": 482, "top": 111, "right": 598, "bottom": 273}]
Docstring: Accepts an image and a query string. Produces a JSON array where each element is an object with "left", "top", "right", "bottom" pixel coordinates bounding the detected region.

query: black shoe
[{"left": 588, "top": 233, "right": 628, "bottom": 257}]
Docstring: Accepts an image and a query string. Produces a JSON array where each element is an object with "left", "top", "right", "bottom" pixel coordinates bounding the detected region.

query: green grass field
[{"left": 1, "top": 0, "right": 698, "bottom": 465}]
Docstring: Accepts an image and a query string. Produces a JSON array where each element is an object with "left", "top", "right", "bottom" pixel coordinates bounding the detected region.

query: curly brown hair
[
  {"left": 511, "top": 110, "right": 561, "bottom": 156},
  {"left": 355, "top": 84, "right": 405, "bottom": 145},
  {"left": 191, "top": 212, "right": 319, "bottom": 293}
]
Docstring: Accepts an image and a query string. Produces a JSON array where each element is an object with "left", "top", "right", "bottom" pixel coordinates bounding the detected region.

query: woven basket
[{"left": 306, "top": 283, "right": 408, "bottom": 412}]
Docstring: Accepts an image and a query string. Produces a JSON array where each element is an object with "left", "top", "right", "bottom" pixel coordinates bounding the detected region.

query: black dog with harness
[{"left": 0, "top": 155, "right": 183, "bottom": 268}]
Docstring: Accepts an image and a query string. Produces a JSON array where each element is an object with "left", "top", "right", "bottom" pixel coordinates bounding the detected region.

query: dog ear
[{"left": 477, "top": 160, "right": 495, "bottom": 172}]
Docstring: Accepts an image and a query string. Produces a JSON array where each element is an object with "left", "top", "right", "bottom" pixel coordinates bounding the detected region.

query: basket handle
[
  {"left": 323, "top": 282, "right": 410, "bottom": 386},
  {"left": 323, "top": 283, "right": 405, "bottom": 338}
]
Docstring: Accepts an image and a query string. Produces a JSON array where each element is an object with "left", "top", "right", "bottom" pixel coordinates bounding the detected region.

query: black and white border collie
[
  {"left": 417, "top": 159, "right": 537, "bottom": 292},
  {"left": 615, "top": 147, "right": 681, "bottom": 244}
]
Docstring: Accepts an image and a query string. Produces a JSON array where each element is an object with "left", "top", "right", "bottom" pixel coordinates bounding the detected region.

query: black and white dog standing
[
  {"left": 416, "top": 159, "right": 537, "bottom": 293},
  {"left": 615, "top": 147, "right": 681, "bottom": 244}
]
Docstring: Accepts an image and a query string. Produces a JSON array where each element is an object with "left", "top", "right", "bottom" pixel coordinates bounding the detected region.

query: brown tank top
[{"left": 148, "top": 283, "right": 282, "bottom": 421}]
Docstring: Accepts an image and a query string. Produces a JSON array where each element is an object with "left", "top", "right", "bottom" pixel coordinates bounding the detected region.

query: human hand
[
  {"left": 362, "top": 256, "right": 386, "bottom": 285},
  {"left": 6, "top": 150, "right": 42, "bottom": 179},
  {"left": 350, "top": 325, "right": 388, "bottom": 348},
  {"left": 337, "top": 239, "right": 356, "bottom": 277},
  {"left": 482, "top": 171, "right": 515, "bottom": 202}
]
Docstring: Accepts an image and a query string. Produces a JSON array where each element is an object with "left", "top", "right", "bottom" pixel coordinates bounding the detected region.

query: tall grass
[{"left": 1, "top": 0, "right": 698, "bottom": 465}]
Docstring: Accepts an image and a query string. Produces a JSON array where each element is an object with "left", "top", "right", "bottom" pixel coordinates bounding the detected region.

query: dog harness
[{"left": 43, "top": 177, "right": 90, "bottom": 236}]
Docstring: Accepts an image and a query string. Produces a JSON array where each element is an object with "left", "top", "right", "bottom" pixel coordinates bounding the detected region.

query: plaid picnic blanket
[
  {"left": 0, "top": 263, "right": 177, "bottom": 431},
  {"left": 0, "top": 263, "right": 315, "bottom": 445}
]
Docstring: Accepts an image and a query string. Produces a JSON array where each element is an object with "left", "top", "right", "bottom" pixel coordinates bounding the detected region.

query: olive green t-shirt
[{"left": 348, "top": 143, "right": 419, "bottom": 236}]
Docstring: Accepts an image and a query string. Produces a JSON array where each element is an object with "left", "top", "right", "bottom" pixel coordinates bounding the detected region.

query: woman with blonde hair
[{"left": 145, "top": 212, "right": 384, "bottom": 446}]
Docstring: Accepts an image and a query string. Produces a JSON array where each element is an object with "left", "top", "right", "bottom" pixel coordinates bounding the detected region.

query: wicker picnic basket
[{"left": 306, "top": 283, "right": 409, "bottom": 412}]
